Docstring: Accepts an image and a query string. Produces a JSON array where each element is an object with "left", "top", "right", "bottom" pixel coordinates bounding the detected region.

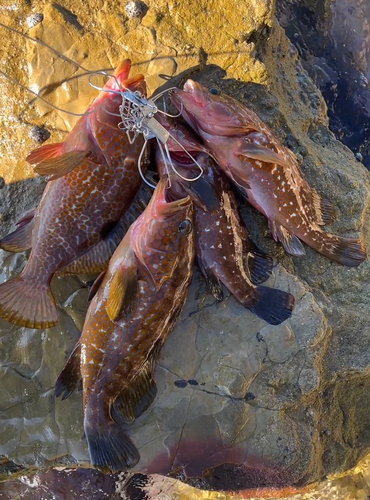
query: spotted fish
[
  {"left": 1, "top": 181, "right": 154, "bottom": 277},
  {"left": 155, "top": 115, "right": 294, "bottom": 325},
  {"left": 55, "top": 176, "right": 194, "bottom": 472},
  {"left": 0, "top": 60, "right": 147, "bottom": 329},
  {"left": 170, "top": 80, "right": 367, "bottom": 267}
]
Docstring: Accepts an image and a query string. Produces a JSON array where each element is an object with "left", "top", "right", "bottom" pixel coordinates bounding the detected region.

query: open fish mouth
[{"left": 170, "top": 150, "right": 200, "bottom": 165}]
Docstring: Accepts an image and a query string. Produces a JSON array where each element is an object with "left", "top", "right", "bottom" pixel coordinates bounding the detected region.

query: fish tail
[
  {"left": 0, "top": 275, "right": 58, "bottom": 328},
  {"left": 247, "top": 285, "right": 295, "bottom": 325},
  {"left": 85, "top": 411, "right": 140, "bottom": 473},
  {"left": 304, "top": 231, "right": 367, "bottom": 267}
]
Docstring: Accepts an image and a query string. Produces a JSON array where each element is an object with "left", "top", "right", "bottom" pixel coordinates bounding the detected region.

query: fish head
[
  {"left": 154, "top": 115, "right": 215, "bottom": 204},
  {"left": 103, "top": 59, "right": 132, "bottom": 92},
  {"left": 132, "top": 175, "right": 194, "bottom": 283},
  {"left": 92, "top": 65, "right": 147, "bottom": 129},
  {"left": 170, "top": 80, "right": 251, "bottom": 137},
  {"left": 156, "top": 113, "right": 210, "bottom": 161}
]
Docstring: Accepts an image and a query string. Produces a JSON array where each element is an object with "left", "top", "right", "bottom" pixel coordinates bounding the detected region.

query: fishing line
[{"left": 0, "top": 21, "right": 124, "bottom": 118}]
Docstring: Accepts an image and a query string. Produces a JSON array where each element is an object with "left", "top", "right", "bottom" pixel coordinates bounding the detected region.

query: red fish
[
  {"left": 0, "top": 181, "right": 153, "bottom": 277},
  {"left": 55, "top": 176, "right": 194, "bottom": 472},
  {"left": 170, "top": 81, "right": 367, "bottom": 267},
  {"left": 0, "top": 60, "right": 147, "bottom": 329},
  {"left": 155, "top": 115, "right": 294, "bottom": 325}
]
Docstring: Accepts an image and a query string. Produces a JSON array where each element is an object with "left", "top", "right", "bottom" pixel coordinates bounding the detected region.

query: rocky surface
[{"left": 1, "top": 0, "right": 370, "bottom": 498}]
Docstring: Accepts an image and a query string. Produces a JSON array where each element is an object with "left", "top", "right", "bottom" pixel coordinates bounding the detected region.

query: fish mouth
[
  {"left": 150, "top": 175, "right": 191, "bottom": 215},
  {"left": 170, "top": 81, "right": 206, "bottom": 108},
  {"left": 114, "top": 59, "right": 132, "bottom": 80},
  {"left": 123, "top": 74, "right": 147, "bottom": 96}
]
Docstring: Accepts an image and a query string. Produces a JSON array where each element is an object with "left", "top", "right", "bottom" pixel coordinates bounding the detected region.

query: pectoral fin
[
  {"left": 106, "top": 264, "right": 139, "bottom": 322},
  {"left": 197, "top": 257, "right": 223, "bottom": 301},
  {"left": 274, "top": 222, "right": 306, "bottom": 256},
  {"left": 237, "top": 142, "right": 288, "bottom": 167},
  {"left": 180, "top": 176, "right": 220, "bottom": 212},
  {"left": 34, "top": 150, "right": 88, "bottom": 180}
]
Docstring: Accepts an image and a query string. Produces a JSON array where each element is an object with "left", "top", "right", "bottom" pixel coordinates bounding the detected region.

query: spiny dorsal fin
[
  {"left": 55, "top": 342, "right": 82, "bottom": 400},
  {"left": 111, "top": 360, "right": 158, "bottom": 425},
  {"left": 237, "top": 141, "right": 288, "bottom": 167},
  {"left": 106, "top": 265, "right": 139, "bottom": 322},
  {"left": 34, "top": 150, "right": 88, "bottom": 180}
]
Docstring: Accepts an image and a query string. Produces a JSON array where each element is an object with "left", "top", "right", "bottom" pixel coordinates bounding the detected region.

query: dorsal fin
[
  {"left": 55, "top": 342, "right": 82, "bottom": 400},
  {"left": 236, "top": 141, "right": 288, "bottom": 167},
  {"left": 0, "top": 209, "right": 36, "bottom": 252}
]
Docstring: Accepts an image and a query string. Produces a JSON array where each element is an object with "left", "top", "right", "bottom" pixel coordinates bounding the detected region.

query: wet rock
[{"left": 0, "top": 0, "right": 370, "bottom": 497}]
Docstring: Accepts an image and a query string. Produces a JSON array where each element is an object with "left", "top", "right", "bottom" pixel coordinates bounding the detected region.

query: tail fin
[
  {"left": 0, "top": 276, "right": 58, "bottom": 328},
  {"left": 85, "top": 418, "right": 140, "bottom": 473},
  {"left": 302, "top": 231, "right": 367, "bottom": 267},
  {"left": 247, "top": 285, "right": 294, "bottom": 325}
]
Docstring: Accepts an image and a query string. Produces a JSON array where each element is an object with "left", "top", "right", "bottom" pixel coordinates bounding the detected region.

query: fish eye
[
  {"left": 178, "top": 219, "right": 192, "bottom": 235},
  {"left": 209, "top": 88, "right": 221, "bottom": 95}
]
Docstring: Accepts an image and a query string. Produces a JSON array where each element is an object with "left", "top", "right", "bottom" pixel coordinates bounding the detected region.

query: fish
[
  {"left": 155, "top": 115, "right": 294, "bottom": 325},
  {"left": 170, "top": 80, "right": 367, "bottom": 267},
  {"left": 0, "top": 180, "right": 154, "bottom": 277},
  {"left": 0, "top": 60, "right": 148, "bottom": 329},
  {"left": 55, "top": 176, "right": 195, "bottom": 472}
]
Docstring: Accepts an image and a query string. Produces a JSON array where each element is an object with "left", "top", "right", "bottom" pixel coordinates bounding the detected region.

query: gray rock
[{"left": 0, "top": 0, "right": 370, "bottom": 496}]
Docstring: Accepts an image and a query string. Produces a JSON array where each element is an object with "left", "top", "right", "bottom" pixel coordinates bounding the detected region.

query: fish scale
[
  {"left": 55, "top": 176, "right": 194, "bottom": 473},
  {"left": 154, "top": 114, "right": 294, "bottom": 325},
  {"left": 170, "top": 80, "right": 367, "bottom": 267},
  {"left": 0, "top": 60, "right": 147, "bottom": 329}
]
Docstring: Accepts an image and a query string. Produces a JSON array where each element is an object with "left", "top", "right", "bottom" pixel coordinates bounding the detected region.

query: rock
[{"left": 0, "top": 0, "right": 370, "bottom": 497}]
